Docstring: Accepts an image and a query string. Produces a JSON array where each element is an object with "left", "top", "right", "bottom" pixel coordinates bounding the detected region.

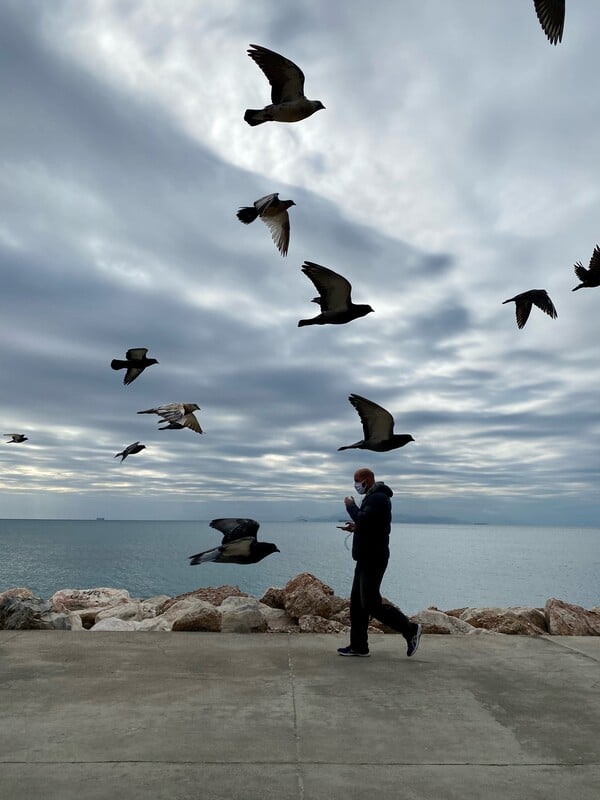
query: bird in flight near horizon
[
  {"left": 111, "top": 348, "right": 158, "bottom": 386},
  {"left": 339, "top": 394, "right": 415, "bottom": 453},
  {"left": 114, "top": 441, "right": 146, "bottom": 462},
  {"left": 502, "top": 289, "right": 558, "bottom": 329},
  {"left": 237, "top": 193, "right": 295, "bottom": 256},
  {"left": 189, "top": 518, "right": 280, "bottom": 566},
  {"left": 298, "top": 261, "right": 374, "bottom": 327},
  {"left": 4, "top": 433, "right": 28, "bottom": 443},
  {"left": 137, "top": 403, "right": 203, "bottom": 434},
  {"left": 244, "top": 44, "right": 325, "bottom": 126},
  {"left": 533, "top": 0, "right": 565, "bottom": 45},
  {"left": 572, "top": 245, "right": 600, "bottom": 291}
]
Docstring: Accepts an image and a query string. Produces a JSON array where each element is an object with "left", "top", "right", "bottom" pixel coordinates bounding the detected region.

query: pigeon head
[{"left": 357, "top": 304, "right": 375, "bottom": 318}]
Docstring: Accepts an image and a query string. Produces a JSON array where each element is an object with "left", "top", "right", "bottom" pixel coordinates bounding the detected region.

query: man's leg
[
  {"left": 349, "top": 562, "right": 371, "bottom": 653},
  {"left": 363, "top": 560, "right": 416, "bottom": 640}
]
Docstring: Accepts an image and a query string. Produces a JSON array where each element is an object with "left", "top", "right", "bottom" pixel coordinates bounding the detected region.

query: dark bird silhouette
[
  {"left": 298, "top": 261, "right": 374, "bottom": 327},
  {"left": 4, "top": 433, "right": 28, "bottom": 443},
  {"left": 137, "top": 403, "right": 202, "bottom": 434},
  {"left": 572, "top": 245, "right": 600, "bottom": 291},
  {"left": 111, "top": 348, "right": 158, "bottom": 385},
  {"left": 533, "top": 0, "right": 565, "bottom": 45},
  {"left": 237, "top": 193, "right": 295, "bottom": 256},
  {"left": 338, "top": 394, "right": 415, "bottom": 453},
  {"left": 244, "top": 44, "right": 325, "bottom": 126},
  {"left": 502, "top": 289, "right": 557, "bottom": 329},
  {"left": 114, "top": 441, "right": 146, "bottom": 462},
  {"left": 189, "top": 518, "right": 279, "bottom": 565}
]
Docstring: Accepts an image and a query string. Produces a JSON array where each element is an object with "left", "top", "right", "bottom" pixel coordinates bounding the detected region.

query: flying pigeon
[
  {"left": 237, "top": 193, "right": 295, "bottom": 257},
  {"left": 572, "top": 245, "right": 600, "bottom": 291},
  {"left": 137, "top": 403, "right": 203, "bottom": 434},
  {"left": 338, "top": 394, "right": 415, "bottom": 453},
  {"left": 188, "top": 518, "right": 280, "bottom": 565},
  {"left": 244, "top": 44, "right": 325, "bottom": 126},
  {"left": 502, "top": 289, "right": 557, "bottom": 329},
  {"left": 114, "top": 441, "right": 146, "bottom": 462},
  {"left": 533, "top": 0, "right": 565, "bottom": 45},
  {"left": 4, "top": 433, "right": 28, "bottom": 443},
  {"left": 298, "top": 261, "right": 374, "bottom": 326},
  {"left": 111, "top": 348, "right": 158, "bottom": 385}
]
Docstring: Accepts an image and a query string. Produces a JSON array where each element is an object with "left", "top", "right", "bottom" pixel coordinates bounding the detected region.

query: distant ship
[{"left": 96, "top": 517, "right": 105, "bottom": 521}]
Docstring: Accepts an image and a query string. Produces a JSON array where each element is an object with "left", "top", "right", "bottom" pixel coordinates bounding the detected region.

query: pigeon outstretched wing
[
  {"left": 247, "top": 44, "right": 306, "bottom": 103},
  {"left": 533, "top": 0, "right": 565, "bottom": 45},
  {"left": 301, "top": 262, "right": 352, "bottom": 312},
  {"left": 210, "top": 518, "right": 260, "bottom": 544},
  {"left": 349, "top": 394, "right": 395, "bottom": 443}
]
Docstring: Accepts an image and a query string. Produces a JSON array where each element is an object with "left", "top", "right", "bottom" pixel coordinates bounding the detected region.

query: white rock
[
  {"left": 96, "top": 602, "right": 143, "bottom": 622},
  {"left": 90, "top": 617, "right": 140, "bottom": 631},
  {"left": 50, "top": 588, "right": 131, "bottom": 612},
  {"left": 220, "top": 596, "right": 268, "bottom": 633},
  {"left": 136, "top": 616, "right": 172, "bottom": 631}
]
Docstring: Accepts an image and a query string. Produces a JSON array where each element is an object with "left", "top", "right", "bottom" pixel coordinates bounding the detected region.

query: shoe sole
[
  {"left": 407, "top": 625, "right": 422, "bottom": 657},
  {"left": 337, "top": 650, "right": 370, "bottom": 657}
]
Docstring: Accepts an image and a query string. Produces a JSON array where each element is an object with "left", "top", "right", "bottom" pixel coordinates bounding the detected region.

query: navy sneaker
[
  {"left": 406, "top": 624, "right": 422, "bottom": 657},
  {"left": 337, "top": 645, "right": 370, "bottom": 657}
]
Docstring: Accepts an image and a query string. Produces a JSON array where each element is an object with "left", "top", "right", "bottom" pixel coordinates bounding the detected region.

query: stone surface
[
  {"left": 139, "top": 595, "right": 171, "bottom": 617},
  {"left": 96, "top": 602, "right": 144, "bottom": 622},
  {"left": 165, "top": 599, "right": 222, "bottom": 632},
  {"left": 136, "top": 616, "right": 172, "bottom": 631},
  {"left": 410, "top": 608, "right": 486, "bottom": 635},
  {"left": 298, "top": 615, "right": 349, "bottom": 634},
  {"left": 259, "top": 587, "right": 286, "bottom": 609},
  {"left": 258, "top": 603, "right": 298, "bottom": 633},
  {"left": 283, "top": 573, "right": 334, "bottom": 621},
  {"left": 460, "top": 606, "right": 548, "bottom": 636},
  {"left": 91, "top": 618, "right": 140, "bottom": 631},
  {"left": 0, "top": 595, "right": 51, "bottom": 630},
  {"left": 50, "top": 588, "right": 131, "bottom": 612},
  {"left": 0, "top": 587, "right": 34, "bottom": 603},
  {"left": 545, "top": 598, "right": 600, "bottom": 636},
  {"left": 219, "top": 597, "right": 268, "bottom": 633},
  {"left": 157, "top": 585, "right": 247, "bottom": 615}
]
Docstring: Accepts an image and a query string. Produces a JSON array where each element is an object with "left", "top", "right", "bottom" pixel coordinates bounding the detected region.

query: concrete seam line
[{"left": 287, "top": 633, "right": 305, "bottom": 800}]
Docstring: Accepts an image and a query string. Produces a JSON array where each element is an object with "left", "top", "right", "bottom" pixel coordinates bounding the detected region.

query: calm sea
[{"left": 0, "top": 520, "right": 598, "bottom": 614}]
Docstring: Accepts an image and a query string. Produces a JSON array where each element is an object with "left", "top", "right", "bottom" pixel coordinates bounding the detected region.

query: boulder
[
  {"left": 0, "top": 587, "right": 34, "bottom": 603},
  {"left": 283, "top": 573, "right": 334, "bottom": 621},
  {"left": 136, "top": 616, "right": 172, "bottom": 631},
  {"left": 96, "top": 602, "right": 144, "bottom": 622},
  {"left": 165, "top": 599, "right": 222, "bottom": 632},
  {"left": 219, "top": 597, "right": 268, "bottom": 633},
  {"left": 91, "top": 617, "right": 140, "bottom": 631},
  {"left": 443, "top": 607, "right": 468, "bottom": 618},
  {"left": 258, "top": 603, "right": 298, "bottom": 633},
  {"left": 298, "top": 615, "right": 350, "bottom": 634},
  {"left": 545, "top": 598, "right": 600, "bottom": 636},
  {"left": 410, "top": 608, "right": 486, "bottom": 635},
  {"left": 157, "top": 586, "right": 248, "bottom": 615},
  {"left": 259, "top": 587, "right": 286, "bottom": 609},
  {"left": 140, "top": 595, "right": 171, "bottom": 617},
  {"left": 459, "top": 607, "right": 547, "bottom": 636},
  {"left": 50, "top": 588, "right": 131, "bottom": 612},
  {"left": 0, "top": 594, "right": 51, "bottom": 630}
]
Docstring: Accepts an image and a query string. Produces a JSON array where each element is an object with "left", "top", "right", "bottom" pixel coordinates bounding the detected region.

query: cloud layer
[{"left": 1, "top": 0, "right": 599, "bottom": 524}]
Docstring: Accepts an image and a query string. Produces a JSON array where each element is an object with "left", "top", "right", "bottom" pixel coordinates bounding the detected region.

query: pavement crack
[{"left": 541, "top": 636, "right": 600, "bottom": 663}]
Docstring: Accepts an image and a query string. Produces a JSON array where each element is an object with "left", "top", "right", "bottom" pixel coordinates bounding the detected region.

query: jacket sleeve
[{"left": 347, "top": 492, "right": 389, "bottom": 525}]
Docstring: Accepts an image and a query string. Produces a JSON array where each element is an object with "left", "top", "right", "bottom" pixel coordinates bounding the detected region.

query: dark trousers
[{"left": 350, "top": 558, "right": 414, "bottom": 653}]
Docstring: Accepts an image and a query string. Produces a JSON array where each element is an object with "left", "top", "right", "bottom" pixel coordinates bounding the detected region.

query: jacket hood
[{"left": 367, "top": 481, "right": 393, "bottom": 498}]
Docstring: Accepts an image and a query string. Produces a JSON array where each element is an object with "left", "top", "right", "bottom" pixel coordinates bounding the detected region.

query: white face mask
[{"left": 354, "top": 480, "right": 367, "bottom": 495}]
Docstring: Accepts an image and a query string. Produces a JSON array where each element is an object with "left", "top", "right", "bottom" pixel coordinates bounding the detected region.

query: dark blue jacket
[{"left": 345, "top": 482, "right": 393, "bottom": 562}]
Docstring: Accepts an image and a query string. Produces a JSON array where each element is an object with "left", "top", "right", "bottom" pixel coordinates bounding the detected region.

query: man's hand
[
  {"left": 344, "top": 495, "right": 355, "bottom": 508},
  {"left": 337, "top": 522, "right": 355, "bottom": 533}
]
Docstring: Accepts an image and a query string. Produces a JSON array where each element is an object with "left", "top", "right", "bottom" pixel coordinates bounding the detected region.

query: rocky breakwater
[{"left": 1, "top": 579, "right": 599, "bottom": 636}]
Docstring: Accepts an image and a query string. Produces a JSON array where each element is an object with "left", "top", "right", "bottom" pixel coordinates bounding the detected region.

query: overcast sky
[{"left": 1, "top": 0, "right": 599, "bottom": 525}]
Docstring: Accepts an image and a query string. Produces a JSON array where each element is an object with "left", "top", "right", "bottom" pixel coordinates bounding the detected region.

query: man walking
[{"left": 337, "top": 467, "right": 422, "bottom": 658}]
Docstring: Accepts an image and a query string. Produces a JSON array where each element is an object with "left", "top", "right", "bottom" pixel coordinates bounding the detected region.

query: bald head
[{"left": 354, "top": 468, "right": 375, "bottom": 490}]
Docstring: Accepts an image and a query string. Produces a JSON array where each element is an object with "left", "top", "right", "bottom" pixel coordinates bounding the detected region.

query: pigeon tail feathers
[{"left": 237, "top": 206, "right": 259, "bottom": 224}]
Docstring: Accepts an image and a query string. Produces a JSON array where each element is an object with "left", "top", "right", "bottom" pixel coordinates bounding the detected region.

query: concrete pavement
[{"left": 0, "top": 631, "right": 599, "bottom": 799}]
